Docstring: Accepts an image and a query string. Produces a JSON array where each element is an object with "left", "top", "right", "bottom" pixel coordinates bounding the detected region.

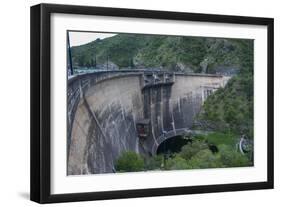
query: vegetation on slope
[
  {"left": 115, "top": 133, "right": 252, "bottom": 172},
  {"left": 70, "top": 33, "right": 252, "bottom": 73},
  {"left": 115, "top": 151, "right": 145, "bottom": 172},
  {"left": 195, "top": 39, "right": 254, "bottom": 139}
]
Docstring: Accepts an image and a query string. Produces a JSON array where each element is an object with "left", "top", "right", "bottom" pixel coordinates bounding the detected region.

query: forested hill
[
  {"left": 196, "top": 36, "right": 254, "bottom": 139},
  {"left": 70, "top": 34, "right": 253, "bottom": 74}
]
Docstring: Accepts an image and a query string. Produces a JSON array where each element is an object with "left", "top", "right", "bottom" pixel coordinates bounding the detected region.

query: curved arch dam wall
[{"left": 67, "top": 72, "right": 229, "bottom": 175}]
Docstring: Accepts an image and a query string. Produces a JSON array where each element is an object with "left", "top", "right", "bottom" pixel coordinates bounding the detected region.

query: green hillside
[
  {"left": 195, "top": 39, "right": 254, "bottom": 139},
  {"left": 70, "top": 33, "right": 252, "bottom": 73}
]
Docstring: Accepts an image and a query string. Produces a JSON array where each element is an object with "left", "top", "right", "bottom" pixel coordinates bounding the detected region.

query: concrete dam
[{"left": 67, "top": 70, "right": 229, "bottom": 175}]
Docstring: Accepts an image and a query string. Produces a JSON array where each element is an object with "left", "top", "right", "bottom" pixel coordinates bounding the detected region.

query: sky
[{"left": 68, "top": 31, "right": 117, "bottom": 46}]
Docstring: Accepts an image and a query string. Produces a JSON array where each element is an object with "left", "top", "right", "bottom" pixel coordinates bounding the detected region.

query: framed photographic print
[{"left": 30, "top": 3, "right": 274, "bottom": 203}]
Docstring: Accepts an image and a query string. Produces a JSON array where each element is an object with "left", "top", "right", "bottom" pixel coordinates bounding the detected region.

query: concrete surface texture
[{"left": 67, "top": 71, "right": 228, "bottom": 175}]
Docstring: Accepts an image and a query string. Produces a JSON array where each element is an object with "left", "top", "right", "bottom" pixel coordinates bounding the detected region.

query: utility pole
[{"left": 67, "top": 31, "right": 73, "bottom": 76}]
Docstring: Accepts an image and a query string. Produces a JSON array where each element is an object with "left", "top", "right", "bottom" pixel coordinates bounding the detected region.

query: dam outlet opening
[{"left": 156, "top": 135, "right": 191, "bottom": 155}]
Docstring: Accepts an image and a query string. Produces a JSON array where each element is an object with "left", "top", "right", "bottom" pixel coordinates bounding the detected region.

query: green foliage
[
  {"left": 197, "top": 77, "right": 253, "bottom": 137},
  {"left": 219, "top": 144, "right": 252, "bottom": 167},
  {"left": 179, "top": 140, "right": 208, "bottom": 160},
  {"left": 178, "top": 142, "right": 251, "bottom": 170},
  {"left": 71, "top": 34, "right": 149, "bottom": 68},
  {"left": 196, "top": 39, "right": 253, "bottom": 138},
  {"left": 114, "top": 135, "right": 251, "bottom": 172},
  {"left": 204, "top": 132, "right": 237, "bottom": 146},
  {"left": 115, "top": 151, "right": 145, "bottom": 172},
  {"left": 144, "top": 155, "right": 163, "bottom": 170},
  {"left": 160, "top": 133, "right": 251, "bottom": 171},
  {"left": 187, "top": 149, "right": 223, "bottom": 169},
  {"left": 70, "top": 34, "right": 252, "bottom": 72},
  {"left": 165, "top": 155, "right": 190, "bottom": 170}
]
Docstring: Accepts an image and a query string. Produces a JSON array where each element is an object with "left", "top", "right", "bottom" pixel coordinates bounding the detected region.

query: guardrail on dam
[{"left": 67, "top": 70, "right": 230, "bottom": 175}]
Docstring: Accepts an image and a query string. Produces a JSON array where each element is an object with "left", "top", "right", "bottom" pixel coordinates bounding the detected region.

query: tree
[
  {"left": 144, "top": 155, "right": 163, "bottom": 170},
  {"left": 187, "top": 149, "right": 223, "bottom": 169},
  {"left": 165, "top": 155, "right": 190, "bottom": 170},
  {"left": 218, "top": 144, "right": 251, "bottom": 167},
  {"left": 115, "top": 151, "right": 145, "bottom": 172},
  {"left": 179, "top": 140, "right": 208, "bottom": 160}
]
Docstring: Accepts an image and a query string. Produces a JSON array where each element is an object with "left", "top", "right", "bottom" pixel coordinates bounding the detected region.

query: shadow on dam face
[
  {"left": 156, "top": 136, "right": 189, "bottom": 155},
  {"left": 67, "top": 71, "right": 229, "bottom": 175}
]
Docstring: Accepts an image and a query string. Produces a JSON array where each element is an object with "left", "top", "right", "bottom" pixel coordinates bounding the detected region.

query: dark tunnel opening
[{"left": 156, "top": 135, "right": 190, "bottom": 155}]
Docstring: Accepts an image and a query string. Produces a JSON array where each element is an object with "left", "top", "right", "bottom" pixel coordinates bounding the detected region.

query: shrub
[
  {"left": 205, "top": 132, "right": 237, "bottom": 146},
  {"left": 165, "top": 155, "right": 190, "bottom": 170},
  {"left": 115, "top": 151, "right": 145, "bottom": 172},
  {"left": 179, "top": 140, "right": 208, "bottom": 160},
  {"left": 218, "top": 144, "right": 251, "bottom": 167},
  {"left": 187, "top": 149, "right": 223, "bottom": 169},
  {"left": 144, "top": 155, "right": 163, "bottom": 170}
]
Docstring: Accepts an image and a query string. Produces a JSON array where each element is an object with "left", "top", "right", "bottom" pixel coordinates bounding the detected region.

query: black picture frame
[{"left": 30, "top": 3, "right": 274, "bottom": 204}]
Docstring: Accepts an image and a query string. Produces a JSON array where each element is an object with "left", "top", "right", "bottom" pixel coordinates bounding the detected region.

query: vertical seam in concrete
[{"left": 150, "top": 88, "right": 158, "bottom": 146}]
